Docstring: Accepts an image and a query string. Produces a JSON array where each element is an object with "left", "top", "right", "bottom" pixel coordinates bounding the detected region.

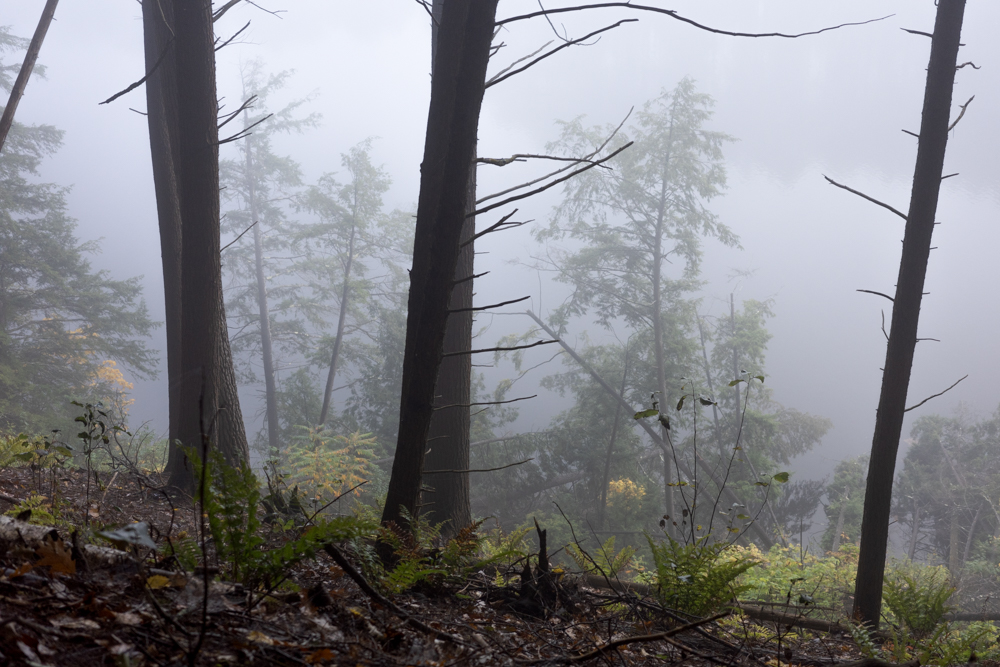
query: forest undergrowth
[{"left": 1, "top": 425, "right": 999, "bottom": 667}]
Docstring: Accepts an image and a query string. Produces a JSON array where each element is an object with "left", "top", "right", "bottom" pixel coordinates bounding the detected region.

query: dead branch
[
  {"left": 220, "top": 221, "right": 258, "bottom": 252},
  {"left": 478, "top": 153, "right": 609, "bottom": 167},
  {"left": 453, "top": 270, "right": 489, "bottom": 286},
  {"left": 0, "top": 492, "right": 22, "bottom": 505},
  {"left": 471, "top": 142, "right": 633, "bottom": 217},
  {"left": 515, "top": 611, "right": 729, "bottom": 664},
  {"left": 942, "top": 172, "right": 959, "bottom": 179},
  {"left": 322, "top": 543, "right": 466, "bottom": 645},
  {"left": 901, "top": 129, "right": 919, "bottom": 138},
  {"left": 476, "top": 108, "right": 631, "bottom": 205},
  {"left": 486, "top": 19, "right": 636, "bottom": 89},
  {"left": 901, "top": 28, "right": 933, "bottom": 38},
  {"left": 213, "top": 0, "right": 242, "bottom": 22},
  {"left": 824, "top": 176, "right": 906, "bottom": 220},
  {"left": 948, "top": 95, "right": 974, "bottom": 132},
  {"left": 0, "top": 0, "right": 59, "bottom": 152},
  {"left": 100, "top": 36, "right": 174, "bottom": 106},
  {"left": 857, "top": 289, "right": 894, "bottom": 302},
  {"left": 486, "top": 41, "right": 553, "bottom": 86},
  {"left": 423, "top": 458, "right": 533, "bottom": 474},
  {"left": 497, "top": 4, "right": 891, "bottom": 38},
  {"left": 449, "top": 295, "right": 530, "bottom": 314},
  {"left": 217, "top": 113, "right": 273, "bottom": 145},
  {"left": 956, "top": 61, "right": 980, "bottom": 70},
  {"left": 462, "top": 209, "right": 528, "bottom": 246},
  {"left": 215, "top": 20, "right": 251, "bottom": 52},
  {"left": 904, "top": 374, "right": 968, "bottom": 412},
  {"left": 441, "top": 339, "right": 558, "bottom": 357},
  {"left": 434, "top": 395, "right": 537, "bottom": 410},
  {"left": 218, "top": 94, "right": 258, "bottom": 130}
]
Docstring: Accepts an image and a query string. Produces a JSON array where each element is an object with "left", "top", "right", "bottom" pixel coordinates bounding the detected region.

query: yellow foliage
[{"left": 284, "top": 428, "right": 376, "bottom": 502}]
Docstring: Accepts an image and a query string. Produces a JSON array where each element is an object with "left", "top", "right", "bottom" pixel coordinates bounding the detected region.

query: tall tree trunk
[
  {"left": 245, "top": 123, "right": 279, "bottom": 454},
  {"left": 852, "top": 0, "right": 966, "bottom": 627},
  {"left": 907, "top": 498, "right": 920, "bottom": 560},
  {"left": 651, "top": 153, "right": 675, "bottom": 537},
  {"left": 141, "top": 0, "right": 182, "bottom": 457},
  {"left": 143, "top": 0, "right": 248, "bottom": 490},
  {"left": 960, "top": 506, "right": 980, "bottom": 572},
  {"left": 317, "top": 223, "right": 355, "bottom": 426},
  {"left": 696, "top": 316, "right": 726, "bottom": 459},
  {"left": 380, "top": 0, "right": 499, "bottom": 540},
  {"left": 597, "top": 344, "right": 630, "bottom": 531},
  {"left": 0, "top": 0, "right": 59, "bottom": 154},
  {"left": 422, "top": 0, "right": 475, "bottom": 539},
  {"left": 831, "top": 489, "right": 848, "bottom": 552}
]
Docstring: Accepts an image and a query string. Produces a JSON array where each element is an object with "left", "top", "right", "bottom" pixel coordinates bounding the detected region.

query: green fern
[
  {"left": 566, "top": 536, "right": 636, "bottom": 578},
  {"left": 882, "top": 561, "right": 954, "bottom": 637},
  {"left": 645, "top": 533, "right": 757, "bottom": 617}
]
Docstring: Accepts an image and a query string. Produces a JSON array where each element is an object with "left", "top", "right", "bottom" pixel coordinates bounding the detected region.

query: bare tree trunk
[
  {"left": 0, "top": 0, "right": 59, "bottom": 154},
  {"left": 696, "top": 317, "right": 726, "bottom": 459},
  {"left": 852, "top": 0, "right": 966, "bottom": 627},
  {"left": 380, "top": 0, "right": 498, "bottom": 542},
  {"left": 245, "top": 123, "right": 279, "bottom": 454},
  {"left": 318, "top": 224, "right": 355, "bottom": 426},
  {"left": 597, "top": 344, "right": 629, "bottom": 531},
  {"left": 907, "top": 498, "right": 920, "bottom": 560},
  {"left": 831, "top": 489, "right": 848, "bottom": 552},
  {"left": 960, "top": 506, "right": 980, "bottom": 572}
]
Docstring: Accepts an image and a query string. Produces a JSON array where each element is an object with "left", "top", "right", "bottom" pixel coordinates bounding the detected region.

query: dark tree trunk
[
  {"left": 380, "top": 0, "right": 498, "bottom": 538},
  {"left": 142, "top": 0, "right": 248, "bottom": 491},
  {"left": 421, "top": 0, "right": 475, "bottom": 539},
  {"left": 245, "top": 124, "right": 279, "bottom": 454},
  {"left": 852, "top": 0, "right": 966, "bottom": 627},
  {"left": 318, "top": 223, "right": 355, "bottom": 427},
  {"left": 0, "top": 0, "right": 59, "bottom": 154}
]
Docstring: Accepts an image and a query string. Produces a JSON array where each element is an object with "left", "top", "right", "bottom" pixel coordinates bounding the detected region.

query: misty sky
[{"left": 5, "top": 1, "right": 1000, "bottom": 484}]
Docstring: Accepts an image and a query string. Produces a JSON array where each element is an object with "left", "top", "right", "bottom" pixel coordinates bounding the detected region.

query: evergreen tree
[{"left": 0, "top": 28, "right": 156, "bottom": 432}]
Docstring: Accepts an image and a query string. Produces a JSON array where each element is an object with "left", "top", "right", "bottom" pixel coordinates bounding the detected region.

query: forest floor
[{"left": 0, "top": 465, "right": 975, "bottom": 666}]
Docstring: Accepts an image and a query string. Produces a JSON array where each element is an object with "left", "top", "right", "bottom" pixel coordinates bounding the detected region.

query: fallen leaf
[
  {"left": 147, "top": 575, "right": 171, "bottom": 589},
  {"left": 11, "top": 562, "right": 33, "bottom": 577},
  {"left": 98, "top": 521, "right": 157, "bottom": 550},
  {"left": 306, "top": 648, "right": 334, "bottom": 664},
  {"left": 247, "top": 630, "right": 275, "bottom": 645},
  {"left": 35, "top": 535, "right": 76, "bottom": 575},
  {"left": 114, "top": 611, "right": 142, "bottom": 626}
]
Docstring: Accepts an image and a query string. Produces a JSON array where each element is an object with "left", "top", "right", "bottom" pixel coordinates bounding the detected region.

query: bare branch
[
  {"left": 453, "top": 270, "right": 489, "bottom": 286},
  {"left": 479, "top": 152, "right": 610, "bottom": 167},
  {"left": 215, "top": 20, "right": 251, "bottom": 52},
  {"left": 901, "top": 28, "right": 933, "bottom": 38},
  {"left": 486, "top": 40, "right": 552, "bottom": 86},
  {"left": 497, "top": 4, "right": 892, "bottom": 38},
  {"left": 941, "top": 172, "right": 959, "bottom": 180},
  {"left": 901, "top": 129, "right": 919, "bottom": 138},
  {"left": 218, "top": 94, "right": 257, "bottom": 130},
  {"left": 463, "top": 209, "right": 529, "bottom": 246},
  {"left": 221, "top": 221, "right": 258, "bottom": 253},
  {"left": 486, "top": 19, "right": 636, "bottom": 89},
  {"left": 471, "top": 142, "right": 633, "bottom": 217},
  {"left": 857, "top": 289, "right": 894, "bottom": 303},
  {"left": 905, "top": 375, "right": 968, "bottom": 413},
  {"left": 213, "top": 0, "right": 242, "bottom": 22},
  {"left": 824, "top": 175, "right": 907, "bottom": 220},
  {"left": 217, "top": 113, "right": 272, "bottom": 145},
  {"left": 434, "top": 395, "right": 537, "bottom": 410},
  {"left": 441, "top": 339, "right": 558, "bottom": 357},
  {"left": 948, "top": 95, "right": 974, "bottom": 132},
  {"left": 449, "top": 295, "right": 530, "bottom": 314},
  {"left": 100, "top": 37, "right": 174, "bottom": 105},
  {"left": 476, "top": 108, "right": 631, "bottom": 205},
  {"left": 424, "top": 458, "right": 533, "bottom": 474},
  {"left": 956, "top": 61, "right": 980, "bottom": 70}
]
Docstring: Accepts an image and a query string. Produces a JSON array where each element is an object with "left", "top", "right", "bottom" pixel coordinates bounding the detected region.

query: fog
[{"left": 7, "top": 0, "right": 1000, "bottom": 491}]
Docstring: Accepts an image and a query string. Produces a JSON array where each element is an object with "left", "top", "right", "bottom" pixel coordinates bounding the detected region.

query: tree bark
[
  {"left": 421, "top": 0, "right": 475, "bottom": 539},
  {"left": 317, "top": 223, "right": 355, "bottom": 426},
  {"left": 0, "top": 0, "right": 59, "bottom": 154},
  {"left": 831, "top": 489, "right": 848, "bottom": 552},
  {"left": 380, "top": 0, "right": 499, "bottom": 539},
  {"left": 852, "top": 0, "right": 966, "bottom": 627},
  {"left": 245, "top": 122, "right": 279, "bottom": 454},
  {"left": 907, "top": 498, "right": 920, "bottom": 560},
  {"left": 142, "top": 0, "right": 248, "bottom": 490}
]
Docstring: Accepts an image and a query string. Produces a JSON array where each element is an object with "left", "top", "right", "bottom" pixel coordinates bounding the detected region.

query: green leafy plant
[
  {"left": 4, "top": 492, "right": 59, "bottom": 526},
  {"left": 284, "top": 427, "right": 376, "bottom": 505},
  {"left": 645, "top": 533, "right": 757, "bottom": 617},
  {"left": 189, "top": 449, "right": 373, "bottom": 605},
  {"left": 567, "top": 535, "right": 636, "bottom": 579},
  {"left": 882, "top": 560, "right": 954, "bottom": 638}
]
